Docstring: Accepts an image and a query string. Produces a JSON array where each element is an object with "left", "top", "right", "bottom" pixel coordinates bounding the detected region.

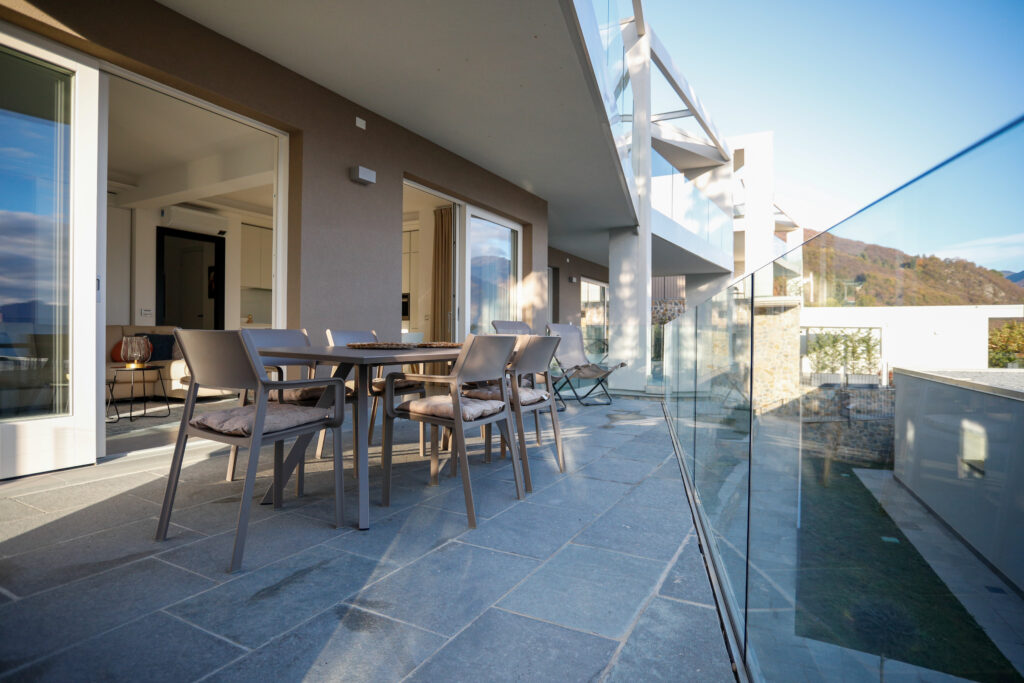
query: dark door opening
[{"left": 156, "top": 227, "right": 225, "bottom": 329}]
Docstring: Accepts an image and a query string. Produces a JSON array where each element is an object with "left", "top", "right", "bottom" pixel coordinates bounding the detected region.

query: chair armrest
[{"left": 264, "top": 377, "right": 345, "bottom": 426}]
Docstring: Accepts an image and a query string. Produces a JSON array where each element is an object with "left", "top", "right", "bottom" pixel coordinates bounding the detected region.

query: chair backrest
[
  {"left": 492, "top": 320, "right": 531, "bottom": 335},
  {"left": 451, "top": 334, "right": 517, "bottom": 384},
  {"left": 175, "top": 329, "right": 262, "bottom": 391},
  {"left": 244, "top": 328, "right": 313, "bottom": 369},
  {"left": 546, "top": 323, "right": 590, "bottom": 368},
  {"left": 326, "top": 329, "right": 377, "bottom": 346},
  {"left": 509, "top": 335, "right": 560, "bottom": 377}
]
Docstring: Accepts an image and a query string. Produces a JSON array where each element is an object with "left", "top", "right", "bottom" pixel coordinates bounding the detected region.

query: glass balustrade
[{"left": 665, "top": 115, "right": 1024, "bottom": 682}]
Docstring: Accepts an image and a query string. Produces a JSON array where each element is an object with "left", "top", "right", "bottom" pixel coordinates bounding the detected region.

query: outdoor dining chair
[
  {"left": 491, "top": 320, "right": 531, "bottom": 335},
  {"left": 379, "top": 334, "right": 525, "bottom": 527},
  {"left": 224, "top": 327, "right": 316, "bottom": 484},
  {"left": 471, "top": 334, "right": 565, "bottom": 492},
  {"left": 312, "top": 329, "right": 428, "bottom": 471},
  {"left": 155, "top": 329, "right": 345, "bottom": 573},
  {"left": 547, "top": 322, "right": 627, "bottom": 407}
]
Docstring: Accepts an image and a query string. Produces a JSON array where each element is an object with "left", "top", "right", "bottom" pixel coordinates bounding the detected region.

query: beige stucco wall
[{"left": 1, "top": 0, "right": 549, "bottom": 343}]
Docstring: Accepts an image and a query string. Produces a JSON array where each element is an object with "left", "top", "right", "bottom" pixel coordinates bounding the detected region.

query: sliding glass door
[
  {"left": 465, "top": 210, "right": 521, "bottom": 336},
  {"left": 0, "top": 31, "right": 102, "bottom": 478}
]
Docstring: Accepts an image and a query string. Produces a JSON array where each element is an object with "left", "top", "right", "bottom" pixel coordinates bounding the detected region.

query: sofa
[{"left": 105, "top": 325, "right": 234, "bottom": 400}]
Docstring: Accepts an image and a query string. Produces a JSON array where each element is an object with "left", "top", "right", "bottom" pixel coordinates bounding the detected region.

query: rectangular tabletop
[{"left": 259, "top": 345, "right": 461, "bottom": 365}]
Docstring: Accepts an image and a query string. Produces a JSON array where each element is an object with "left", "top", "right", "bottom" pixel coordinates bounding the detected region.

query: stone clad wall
[{"left": 752, "top": 303, "right": 802, "bottom": 414}]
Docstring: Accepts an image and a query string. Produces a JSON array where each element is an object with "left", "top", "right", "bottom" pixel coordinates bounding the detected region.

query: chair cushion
[
  {"left": 269, "top": 386, "right": 325, "bottom": 403},
  {"left": 345, "top": 378, "right": 422, "bottom": 395},
  {"left": 398, "top": 395, "right": 504, "bottom": 422},
  {"left": 190, "top": 403, "right": 330, "bottom": 436},
  {"left": 464, "top": 386, "right": 549, "bottom": 405}
]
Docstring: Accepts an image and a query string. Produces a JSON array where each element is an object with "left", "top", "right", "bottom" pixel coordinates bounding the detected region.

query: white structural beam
[
  {"left": 648, "top": 29, "right": 730, "bottom": 161},
  {"left": 650, "top": 109, "right": 693, "bottom": 122},
  {"left": 114, "top": 143, "right": 275, "bottom": 209}
]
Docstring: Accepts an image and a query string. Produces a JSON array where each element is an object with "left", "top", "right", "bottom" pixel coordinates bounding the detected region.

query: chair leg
[
  {"left": 442, "top": 428, "right": 451, "bottom": 452},
  {"left": 513, "top": 406, "right": 533, "bottom": 493},
  {"left": 452, "top": 427, "right": 476, "bottom": 528},
  {"left": 575, "top": 377, "right": 613, "bottom": 406},
  {"left": 230, "top": 434, "right": 263, "bottom": 573},
  {"left": 382, "top": 415, "right": 394, "bottom": 507},
  {"left": 429, "top": 425, "right": 440, "bottom": 486},
  {"left": 333, "top": 424, "right": 345, "bottom": 528},
  {"left": 314, "top": 428, "right": 327, "bottom": 460},
  {"left": 368, "top": 395, "right": 379, "bottom": 446},
  {"left": 273, "top": 440, "right": 284, "bottom": 509},
  {"left": 500, "top": 433, "right": 507, "bottom": 460},
  {"left": 483, "top": 423, "right": 492, "bottom": 463},
  {"left": 534, "top": 411, "right": 542, "bottom": 446},
  {"left": 497, "top": 417, "right": 525, "bottom": 500},
  {"left": 351, "top": 401, "right": 360, "bottom": 480},
  {"left": 296, "top": 447, "right": 305, "bottom": 498},
  {"left": 226, "top": 391, "right": 249, "bottom": 478},
  {"left": 550, "top": 402, "right": 566, "bottom": 473},
  {"left": 418, "top": 422, "right": 425, "bottom": 460},
  {"left": 155, "top": 431, "right": 188, "bottom": 541}
]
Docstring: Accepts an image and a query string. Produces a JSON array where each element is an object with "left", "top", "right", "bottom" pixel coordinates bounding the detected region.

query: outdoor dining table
[{"left": 258, "top": 345, "right": 462, "bottom": 530}]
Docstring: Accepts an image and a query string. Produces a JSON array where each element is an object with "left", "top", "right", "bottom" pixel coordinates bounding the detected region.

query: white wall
[
  {"left": 131, "top": 207, "right": 243, "bottom": 329},
  {"left": 800, "top": 305, "right": 1024, "bottom": 372}
]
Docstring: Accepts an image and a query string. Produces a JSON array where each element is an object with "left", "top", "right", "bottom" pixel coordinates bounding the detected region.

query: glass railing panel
[
  {"left": 693, "top": 277, "right": 752, "bottom": 632},
  {"left": 742, "top": 116, "right": 1024, "bottom": 682}
]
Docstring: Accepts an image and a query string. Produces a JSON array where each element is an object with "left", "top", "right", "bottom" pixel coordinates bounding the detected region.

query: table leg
[{"left": 355, "top": 364, "right": 371, "bottom": 530}]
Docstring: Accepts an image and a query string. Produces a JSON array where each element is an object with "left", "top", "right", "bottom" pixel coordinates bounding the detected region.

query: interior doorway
[
  {"left": 401, "top": 183, "right": 457, "bottom": 342},
  {"left": 156, "top": 227, "right": 225, "bottom": 330}
]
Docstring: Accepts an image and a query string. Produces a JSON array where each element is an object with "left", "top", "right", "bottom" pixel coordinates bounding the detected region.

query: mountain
[
  {"left": 802, "top": 230, "right": 1024, "bottom": 307},
  {"left": 1007, "top": 270, "right": 1024, "bottom": 286}
]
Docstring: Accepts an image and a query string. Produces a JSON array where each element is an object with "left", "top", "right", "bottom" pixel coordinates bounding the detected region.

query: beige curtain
[{"left": 430, "top": 205, "right": 454, "bottom": 342}]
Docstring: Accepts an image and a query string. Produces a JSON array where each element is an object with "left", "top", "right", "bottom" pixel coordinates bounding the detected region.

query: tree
[{"left": 989, "top": 322, "right": 1024, "bottom": 368}]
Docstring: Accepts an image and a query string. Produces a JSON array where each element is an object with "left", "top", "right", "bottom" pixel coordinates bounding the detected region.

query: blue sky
[{"left": 644, "top": 0, "right": 1024, "bottom": 270}]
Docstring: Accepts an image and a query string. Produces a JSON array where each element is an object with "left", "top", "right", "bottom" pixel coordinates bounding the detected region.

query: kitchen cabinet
[{"left": 241, "top": 224, "right": 273, "bottom": 289}]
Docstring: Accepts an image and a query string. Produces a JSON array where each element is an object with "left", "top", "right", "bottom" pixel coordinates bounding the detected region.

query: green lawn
[{"left": 795, "top": 458, "right": 1021, "bottom": 682}]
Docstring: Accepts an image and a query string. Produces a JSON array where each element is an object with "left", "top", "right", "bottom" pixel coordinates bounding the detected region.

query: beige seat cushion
[
  {"left": 190, "top": 403, "right": 330, "bottom": 436},
  {"left": 268, "top": 386, "right": 325, "bottom": 404},
  {"left": 464, "top": 386, "right": 549, "bottom": 405},
  {"left": 398, "top": 395, "right": 504, "bottom": 422},
  {"left": 344, "top": 378, "right": 422, "bottom": 395}
]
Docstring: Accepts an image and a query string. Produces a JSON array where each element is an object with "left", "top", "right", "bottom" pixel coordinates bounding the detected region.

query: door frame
[
  {"left": 98, "top": 62, "right": 291, "bottom": 328},
  {"left": 402, "top": 179, "right": 461, "bottom": 341},
  {"left": 459, "top": 205, "right": 524, "bottom": 339},
  {"left": 0, "top": 22, "right": 103, "bottom": 477}
]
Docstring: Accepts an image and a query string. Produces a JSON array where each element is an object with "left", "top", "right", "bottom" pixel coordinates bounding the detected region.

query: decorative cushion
[
  {"left": 345, "top": 378, "right": 422, "bottom": 395},
  {"left": 398, "top": 395, "right": 504, "bottom": 422},
  {"left": 464, "top": 386, "right": 549, "bottom": 405},
  {"left": 190, "top": 403, "right": 330, "bottom": 436},
  {"left": 143, "top": 333, "right": 176, "bottom": 361}
]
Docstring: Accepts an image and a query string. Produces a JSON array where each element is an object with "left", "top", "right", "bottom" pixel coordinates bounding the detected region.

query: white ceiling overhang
[{"left": 157, "top": 0, "right": 637, "bottom": 239}]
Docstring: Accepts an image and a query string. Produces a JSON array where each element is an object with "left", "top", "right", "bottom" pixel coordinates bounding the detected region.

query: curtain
[{"left": 430, "top": 205, "right": 453, "bottom": 342}]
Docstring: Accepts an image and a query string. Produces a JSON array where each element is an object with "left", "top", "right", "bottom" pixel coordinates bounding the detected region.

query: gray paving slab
[
  {"left": 621, "top": 476, "right": 689, "bottom": 514},
  {"left": 0, "top": 499, "right": 41, "bottom": 523},
  {"left": 5, "top": 611, "right": 243, "bottom": 682},
  {"left": 461, "top": 500, "right": 597, "bottom": 559},
  {"left": 651, "top": 458, "right": 684, "bottom": 479},
  {"left": 660, "top": 534, "right": 715, "bottom": 606},
  {"left": 577, "top": 454, "right": 660, "bottom": 484},
  {"left": 419, "top": 474, "right": 522, "bottom": 520},
  {"left": 168, "top": 544, "right": 392, "bottom": 648},
  {"left": 527, "top": 474, "right": 632, "bottom": 514},
  {"left": 11, "top": 472, "right": 160, "bottom": 512},
  {"left": 0, "top": 492, "right": 162, "bottom": 559},
  {"left": 325, "top": 504, "right": 469, "bottom": 566},
  {"left": 0, "top": 516, "right": 202, "bottom": 597},
  {"left": 575, "top": 498, "right": 690, "bottom": 561},
  {"left": 498, "top": 543, "right": 664, "bottom": 639},
  {"left": 165, "top": 493, "right": 279, "bottom": 536},
  {"left": 0, "top": 557, "right": 214, "bottom": 671},
  {"left": 408, "top": 608, "right": 618, "bottom": 683},
  {"left": 205, "top": 603, "right": 443, "bottom": 682},
  {"left": 607, "top": 596, "right": 734, "bottom": 682},
  {"left": 157, "top": 511, "right": 344, "bottom": 579},
  {"left": 349, "top": 541, "right": 539, "bottom": 636}
]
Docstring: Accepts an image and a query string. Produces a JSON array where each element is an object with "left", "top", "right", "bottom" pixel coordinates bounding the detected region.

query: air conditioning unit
[{"left": 159, "top": 206, "right": 229, "bottom": 235}]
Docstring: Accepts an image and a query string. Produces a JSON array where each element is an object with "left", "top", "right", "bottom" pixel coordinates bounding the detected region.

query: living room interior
[{"left": 104, "top": 74, "right": 280, "bottom": 450}]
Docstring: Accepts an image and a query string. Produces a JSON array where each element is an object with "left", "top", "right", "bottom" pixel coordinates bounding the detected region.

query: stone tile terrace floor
[{"left": 0, "top": 398, "right": 734, "bottom": 682}]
